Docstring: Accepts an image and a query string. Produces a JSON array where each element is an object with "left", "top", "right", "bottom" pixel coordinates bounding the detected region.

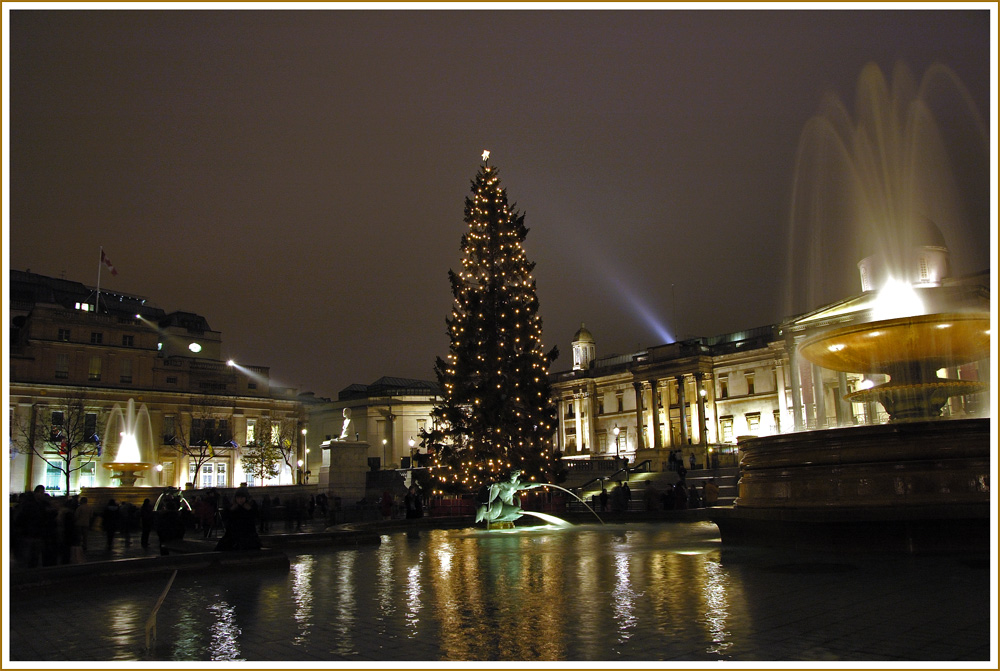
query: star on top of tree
[{"left": 481, "top": 149, "right": 490, "bottom": 163}]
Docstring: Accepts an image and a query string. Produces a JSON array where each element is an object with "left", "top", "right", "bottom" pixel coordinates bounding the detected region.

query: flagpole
[{"left": 96, "top": 246, "right": 103, "bottom": 313}]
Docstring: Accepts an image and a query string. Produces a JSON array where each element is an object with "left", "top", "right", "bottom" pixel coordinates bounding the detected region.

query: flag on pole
[{"left": 101, "top": 249, "right": 118, "bottom": 276}]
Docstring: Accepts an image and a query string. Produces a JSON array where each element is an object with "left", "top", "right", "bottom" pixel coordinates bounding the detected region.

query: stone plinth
[{"left": 319, "top": 440, "right": 369, "bottom": 503}]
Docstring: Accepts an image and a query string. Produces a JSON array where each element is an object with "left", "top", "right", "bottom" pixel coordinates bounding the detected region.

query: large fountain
[
  {"left": 102, "top": 398, "right": 154, "bottom": 486},
  {"left": 712, "top": 62, "right": 991, "bottom": 553}
]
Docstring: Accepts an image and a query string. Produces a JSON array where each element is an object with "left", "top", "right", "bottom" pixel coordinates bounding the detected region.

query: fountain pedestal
[{"left": 103, "top": 462, "right": 152, "bottom": 487}]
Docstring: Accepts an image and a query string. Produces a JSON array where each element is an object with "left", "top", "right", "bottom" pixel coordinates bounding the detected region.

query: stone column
[
  {"left": 558, "top": 397, "right": 568, "bottom": 453},
  {"left": 573, "top": 393, "right": 583, "bottom": 452},
  {"left": 649, "top": 378, "right": 663, "bottom": 450},
  {"left": 676, "top": 375, "right": 689, "bottom": 446},
  {"left": 775, "top": 360, "right": 787, "bottom": 432},
  {"left": 695, "top": 372, "right": 707, "bottom": 445},
  {"left": 837, "top": 372, "right": 851, "bottom": 426},
  {"left": 587, "top": 384, "right": 599, "bottom": 455},
  {"left": 632, "top": 381, "right": 645, "bottom": 452},
  {"left": 812, "top": 363, "right": 827, "bottom": 429},
  {"left": 787, "top": 334, "right": 804, "bottom": 431}
]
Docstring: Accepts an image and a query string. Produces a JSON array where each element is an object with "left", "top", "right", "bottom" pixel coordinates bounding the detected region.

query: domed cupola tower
[
  {"left": 572, "top": 323, "right": 596, "bottom": 371},
  {"left": 857, "top": 217, "right": 951, "bottom": 292}
]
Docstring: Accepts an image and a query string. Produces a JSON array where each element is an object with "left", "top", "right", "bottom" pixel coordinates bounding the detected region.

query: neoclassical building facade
[{"left": 8, "top": 270, "right": 306, "bottom": 494}]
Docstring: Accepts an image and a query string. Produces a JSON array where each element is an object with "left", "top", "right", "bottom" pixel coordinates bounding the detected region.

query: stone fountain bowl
[
  {"left": 797, "top": 311, "right": 990, "bottom": 375},
  {"left": 103, "top": 462, "right": 152, "bottom": 487}
]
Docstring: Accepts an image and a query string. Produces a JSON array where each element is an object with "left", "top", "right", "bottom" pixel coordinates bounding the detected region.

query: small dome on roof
[{"left": 573, "top": 323, "right": 595, "bottom": 343}]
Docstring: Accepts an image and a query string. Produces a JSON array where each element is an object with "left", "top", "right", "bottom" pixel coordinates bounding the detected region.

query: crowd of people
[
  {"left": 592, "top": 476, "right": 721, "bottom": 513},
  {"left": 9, "top": 485, "right": 340, "bottom": 567}
]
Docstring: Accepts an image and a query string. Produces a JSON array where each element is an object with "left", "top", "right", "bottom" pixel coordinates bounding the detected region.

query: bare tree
[
  {"left": 168, "top": 396, "right": 236, "bottom": 486},
  {"left": 12, "top": 391, "right": 104, "bottom": 494}
]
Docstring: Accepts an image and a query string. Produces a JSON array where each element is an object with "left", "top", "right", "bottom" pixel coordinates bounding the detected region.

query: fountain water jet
[
  {"left": 103, "top": 398, "right": 154, "bottom": 486},
  {"left": 713, "top": 62, "right": 990, "bottom": 553}
]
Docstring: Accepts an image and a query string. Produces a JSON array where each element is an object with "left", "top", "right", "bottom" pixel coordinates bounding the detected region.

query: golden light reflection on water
[
  {"left": 159, "top": 523, "right": 741, "bottom": 661},
  {"left": 290, "top": 554, "right": 315, "bottom": 645}
]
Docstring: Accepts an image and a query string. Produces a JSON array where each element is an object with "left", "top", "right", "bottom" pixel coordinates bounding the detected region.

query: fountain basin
[{"left": 711, "top": 418, "right": 990, "bottom": 552}]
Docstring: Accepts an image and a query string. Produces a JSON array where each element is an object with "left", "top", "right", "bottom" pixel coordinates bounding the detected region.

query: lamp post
[
  {"left": 382, "top": 438, "right": 388, "bottom": 470},
  {"left": 301, "top": 427, "right": 307, "bottom": 476},
  {"left": 408, "top": 436, "right": 415, "bottom": 467}
]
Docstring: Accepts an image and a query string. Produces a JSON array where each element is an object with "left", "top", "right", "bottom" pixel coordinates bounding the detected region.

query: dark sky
[{"left": 6, "top": 8, "right": 993, "bottom": 398}]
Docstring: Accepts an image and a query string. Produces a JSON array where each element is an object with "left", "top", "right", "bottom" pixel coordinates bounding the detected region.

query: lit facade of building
[
  {"left": 551, "top": 324, "right": 803, "bottom": 471},
  {"left": 303, "top": 377, "right": 441, "bottom": 471},
  {"left": 552, "top": 270, "right": 989, "bottom": 473},
  {"left": 8, "top": 270, "right": 305, "bottom": 494}
]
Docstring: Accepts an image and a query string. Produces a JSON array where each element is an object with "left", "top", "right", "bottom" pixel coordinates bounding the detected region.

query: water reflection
[
  {"left": 208, "top": 601, "right": 241, "bottom": 660},
  {"left": 290, "top": 554, "right": 315, "bottom": 645},
  {"left": 16, "top": 521, "right": 983, "bottom": 662},
  {"left": 702, "top": 556, "right": 732, "bottom": 654}
]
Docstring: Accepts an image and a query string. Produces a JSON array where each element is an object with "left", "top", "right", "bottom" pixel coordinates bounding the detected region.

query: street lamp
[
  {"left": 612, "top": 424, "right": 621, "bottom": 462},
  {"left": 382, "top": 438, "right": 388, "bottom": 470}
]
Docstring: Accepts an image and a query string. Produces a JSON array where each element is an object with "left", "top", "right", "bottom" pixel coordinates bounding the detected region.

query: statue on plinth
[{"left": 338, "top": 408, "right": 352, "bottom": 440}]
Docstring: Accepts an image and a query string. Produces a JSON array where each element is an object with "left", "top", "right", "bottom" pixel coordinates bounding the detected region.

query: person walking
[
  {"left": 74, "top": 495, "right": 93, "bottom": 551},
  {"left": 102, "top": 499, "right": 121, "bottom": 551},
  {"left": 140, "top": 498, "right": 155, "bottom": 548}
]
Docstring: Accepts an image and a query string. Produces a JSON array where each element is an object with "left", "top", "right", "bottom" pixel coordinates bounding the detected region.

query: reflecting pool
[{"left": 7, "top": 522, "right": 991, "bottom": 662}]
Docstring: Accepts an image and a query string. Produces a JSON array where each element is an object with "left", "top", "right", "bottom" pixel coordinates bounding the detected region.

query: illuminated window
[
  {"left": 246, "top": 419, "right": 256, "bottom": 445},
  {"left": 88, "top": 356, "right": 102, "bottom": 381},
  {"left": 271, "top": 422, "right": 280, "bottom": 445},
  {"left": 746, "top": 413, "right": 760, "bottom": 434},
  {"left": 720, "top": 417, "right": 733, "bottom": 443}
]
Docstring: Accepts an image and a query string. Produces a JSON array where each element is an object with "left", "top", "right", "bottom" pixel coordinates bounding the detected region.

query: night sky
[{"left": 5, "top": 7, "right": 993, "bottom": 398}]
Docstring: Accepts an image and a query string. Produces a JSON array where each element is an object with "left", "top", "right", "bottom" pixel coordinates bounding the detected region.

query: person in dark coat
[
  {"left": 140, "top": 498, "right": 155, "bottom": 548},
  {"left": 102, "top": 499, "right": 121, "bottom": 550},
  {"left": 215, "top": 487, "right": 262, "bottom": 551},
  {"left": 156, "top": 496, "right": 185, "bottom": 555}
]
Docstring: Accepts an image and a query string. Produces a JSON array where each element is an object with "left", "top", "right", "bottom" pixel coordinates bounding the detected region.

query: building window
[
  {"left": 719, "top": 376, "right": 729, "bottom": 399},
  {"left": 78, "top": 462, "right": 96, "bottom": 489},
  {"left": 57, "top": 328, "right": 70, "bottom": 342},
  {"left": 163, "top": 416, "right": 176, "bottom": 444},
  {"left": 597, "top": 397, "right": 604, "bottom": 415},
  {"left": 166, "top": 376, "right": 177, "bottom": 384},
  {"left": 617, "top": 394, "right": 624, "bottom": 413},
  {"left": 122, "top": 334, "right": 135, "bottom": 347},
  {"left": 51, "top": 410, "right": 65, "bottom": 429},
  {"left": 55, "top": 353, "right": 69, "bottom": 379},
  {"left": 773, "top": 409, "right": 782, "bottom": 434},
  {"left": 88, "top": 356, "right": 102, "bottom": 381},
  {"left": 720, "top": 417, "right": 734, "bottom": 443},
  {"left": 190, "top": 461, "right": 228, "bottom": 489},
  {"left": 120, "top": 358, "right": 133, "bottom": 384},
  {"left": 248, "top": 382, "right": 257, "bottom": 390},
  {"left": 246, "top": 419, "right": 256, "bottom": 445},
  {"left": 271, "top": 421, "right": 280, "bottom": 445},
  {"left": 746, "top": 373, "right": 755, "bottom": 395},
  {"left": 746, "top": 413, "right": 760, "bottom": 435},
  {"left": 90, "top": 332, "right": 103, "bottom": 345},
  {"left": 45, "top": 464, "right": 63, "bottom": 492},
  {"left": 84, "top": 413, "right": 97, "bottom": 441}
]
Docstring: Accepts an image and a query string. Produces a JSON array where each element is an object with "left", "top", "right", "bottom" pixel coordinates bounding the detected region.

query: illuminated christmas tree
[{"left": 425, "top": 152, "right": 559, "bottom": 493}]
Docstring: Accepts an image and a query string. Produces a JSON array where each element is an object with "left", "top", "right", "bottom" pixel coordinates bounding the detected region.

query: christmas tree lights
[{"left": 424, "top": 153, "right": 559, "bottom": 493}]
